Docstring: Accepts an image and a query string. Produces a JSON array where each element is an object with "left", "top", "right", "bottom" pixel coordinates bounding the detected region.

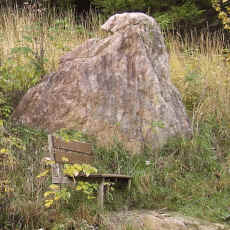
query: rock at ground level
[
  {"left": 13, "top": 12, "right": 192, "bottom": 152},
  {"left": 104, "top": 210, "right": 227, "bottom": 230}
]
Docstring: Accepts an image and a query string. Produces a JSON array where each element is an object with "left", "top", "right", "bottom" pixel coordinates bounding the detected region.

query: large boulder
[{"left": 14, "top": 13, "right": 192, "bottom": 152}]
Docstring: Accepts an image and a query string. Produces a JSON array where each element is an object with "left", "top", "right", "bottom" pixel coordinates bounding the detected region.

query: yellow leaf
[
  {"left": 61, "top": 157, "right": 69, "bottom": 162},
  {"left": 45, "top": 160, "right": 55, "bottom": 165},
  {"left": 0, "top": 148, "right": 7, "bottom": 153},
  {"left": 44, "top": 191, "right": 55, "bottom": 198},
  {"left": 36, "top": 170, "right": 49, "bottom": 178},
  {"left": 54, "top": 195, "right": 61, "bottom": 201},
  {"left": 76, "top": 185, "right": 81, "bottom": 191},
  {"left": 73, "top": 164, "right": 82, "bottom": 171},
  {"left": 44, "top": 199, "right": 53, "bottom": 208},
  {"left": 49, "top": 184, "right": 60, "bottom": 190},
  {"left": 42, "top": 157, "right": 55, "bottom": 165}
]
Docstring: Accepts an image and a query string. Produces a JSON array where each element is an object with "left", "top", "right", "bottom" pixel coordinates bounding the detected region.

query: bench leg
[
  {"left": 128, "top": 178, "right": 131, "bottom": 191},
  {"left": 97, "top": 178, "right": 105, "bottom": 209}
]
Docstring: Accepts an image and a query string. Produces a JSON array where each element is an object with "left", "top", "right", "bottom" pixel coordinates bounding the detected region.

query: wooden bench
[{"left": 48, "top": 135, "right": 131, "bottom": 209}]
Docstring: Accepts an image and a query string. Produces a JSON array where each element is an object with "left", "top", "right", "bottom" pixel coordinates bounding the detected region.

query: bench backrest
[{"left": 48, "top": 135, "right": 94, "bottom": 184}]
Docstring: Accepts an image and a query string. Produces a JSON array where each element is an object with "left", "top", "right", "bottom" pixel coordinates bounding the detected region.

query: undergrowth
[
  {"left": 94, "top": 117, "right": 230, "bottom": 223},
  {"left": 0, "top": 4, "right": 230, "bottom": 230}
]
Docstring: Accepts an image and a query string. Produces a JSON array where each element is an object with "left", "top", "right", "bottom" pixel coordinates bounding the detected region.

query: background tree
[{"left": 92, "top": 0, "right": 217, "bottom": 29}]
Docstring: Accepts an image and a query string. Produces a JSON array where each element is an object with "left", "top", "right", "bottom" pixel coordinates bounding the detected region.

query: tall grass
[
  {"left": 0, "top": 6, "right": 104, "bottom": 73},
  {"left": 1, "top": 5, "right": 230, "bottom": 229},
  {"left": 168, "top": 28, "right": 230, "bottom": 136},
  {"left": 0, "top": 6, "right": 105, "bottom": 117}
]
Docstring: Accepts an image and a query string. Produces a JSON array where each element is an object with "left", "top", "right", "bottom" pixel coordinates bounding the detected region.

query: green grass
[
  {"left": 1, "top": 4, "right": 230, "bottom": 230},
  {"left": 92, "top": 116, "right": 230, "bottom": 223}
]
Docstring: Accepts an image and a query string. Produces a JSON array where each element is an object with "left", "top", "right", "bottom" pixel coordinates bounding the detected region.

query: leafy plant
[
  {"left": 0, "top": 92, "right": 12, "bottom": 120},
  {"left": 0, "top": 121, "right": 48, "bottom": 229},
  {"left": 0, "top": 23, "right": 48, "bottom": 116},
  {"left": 64, "top": 163, "right": 97, "bottom": 178},
  {"left": 0, "top": 131, "right": 16, "bottom": 202},
  {"left": 37, "top": 129, "right": 98, "bottom": 208},
  {"left": 212, "top": 0, "right": 230, "bottom": 30},
  {"left": 43, "top": 184, "right": 71, "bottom": 208},
  {"left": 37, "top": 159, "right": 98, "bottom": 208}
]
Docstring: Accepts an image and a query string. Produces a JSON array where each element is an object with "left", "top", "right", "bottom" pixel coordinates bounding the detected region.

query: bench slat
[
  {"left": 52, "top": 136, "right": 92, "bottom": 154},
  {"left": 52, "top": 176, "right": 72, "bottom": 184},
  {"left": 54, "top": 150, "right": 94, "bottom": 164},
  {"left": 52, "top": 174, "right": 131, "bottom": 184}
]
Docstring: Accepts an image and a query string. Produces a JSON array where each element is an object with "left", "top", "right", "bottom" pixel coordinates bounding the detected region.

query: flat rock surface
[{"left": 103, "top": 210, "right": 227, "bottom": 230}]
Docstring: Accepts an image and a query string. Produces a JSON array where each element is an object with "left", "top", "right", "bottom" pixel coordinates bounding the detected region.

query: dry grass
[
  {"left": 168, "top": 28, "right": 230, "bottom": 136},
  {"left": 0, "top": 7, "right": 104, "bottom": 73}
]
